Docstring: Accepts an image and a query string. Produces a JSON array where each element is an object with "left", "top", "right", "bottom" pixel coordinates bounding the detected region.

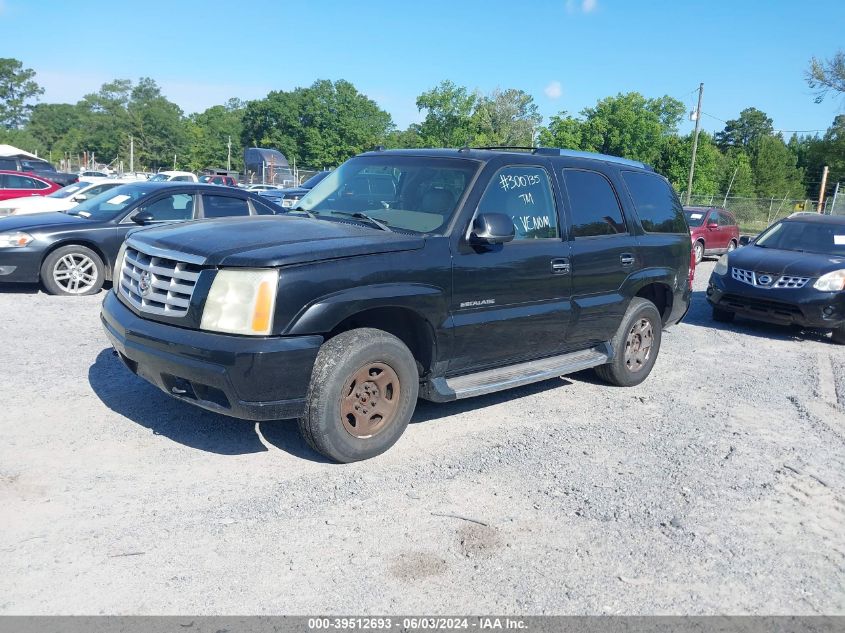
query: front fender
[{"left": 283, "top": 283, "right": 449, "bottom": 336}]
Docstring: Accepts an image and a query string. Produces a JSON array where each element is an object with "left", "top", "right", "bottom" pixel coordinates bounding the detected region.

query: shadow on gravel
[
  {"left": 88, "top": 348, "right": 327, "bottom": 461},
  {"left": 0, "top": 282, "right": 42, "bottom": 294},
  {"left": 680, "top": 290, "right": 833, "bottom": 344},
  {"left": 411, "top": 378, "right": 570, "bottom": 424}
]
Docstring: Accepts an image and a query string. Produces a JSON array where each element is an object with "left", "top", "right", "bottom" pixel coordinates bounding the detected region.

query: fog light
[{"left": 823, "top": 306, "right": 835, "bottom": 317}]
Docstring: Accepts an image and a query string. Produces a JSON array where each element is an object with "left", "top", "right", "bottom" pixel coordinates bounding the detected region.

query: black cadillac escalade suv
[{"left": 101, "top": 147, "right": 693, "bottom": 462}]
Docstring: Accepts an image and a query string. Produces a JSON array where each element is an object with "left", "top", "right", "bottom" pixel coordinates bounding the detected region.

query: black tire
[
  {"left": 693, "top": 240, "right": 705, "bottom": 264},
  {"left": 832, "top": 326, "right": 845, "bottom": 345},
  {"left": 298, "top": 328, "right": 419, "bottom": 463},
  {"left": 40, "top": 245, "right": 105, "bottom": 296},
  {"left": 712, "top": 306, "right": 735, "bottom": 323},
  {"left": 594, "top": 297, "right": 662, "bottom": 387}
]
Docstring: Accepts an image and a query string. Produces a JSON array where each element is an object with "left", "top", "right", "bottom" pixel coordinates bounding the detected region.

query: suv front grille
[
  {"left": 731, "top": 267, "right": 809, "bottom": 289},
  {"left": 119, "top": 246, "right": 202, "bottom": 316}
]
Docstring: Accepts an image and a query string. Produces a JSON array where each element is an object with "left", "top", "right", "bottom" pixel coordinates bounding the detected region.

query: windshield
[
  {"left": 684, "top": 209, "right": 708, "bottom": 227},
  {"left": 67, "top": 184, "right": 151, "bottom": 220},
  {"left": 755, "top": 220, "right": 845, "bottom": 256},
  {"left": 49, "top": 181, "right": 93, "bottom": 199},
  {"left": 297, "top": 156, "right": 479, "bottom": 234}
]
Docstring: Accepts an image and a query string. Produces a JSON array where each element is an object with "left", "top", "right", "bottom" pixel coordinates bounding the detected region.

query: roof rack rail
[
  {"left": 470, "top": 146, "right": 654, "bottom": 170},
  {"left": 538, "top": 148, "right": 654, "bottom": 171}
]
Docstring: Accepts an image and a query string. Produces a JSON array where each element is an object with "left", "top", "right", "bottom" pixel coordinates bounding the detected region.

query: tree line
[{"left": 0, "top": 56, "right": 841, "bottom": 205}]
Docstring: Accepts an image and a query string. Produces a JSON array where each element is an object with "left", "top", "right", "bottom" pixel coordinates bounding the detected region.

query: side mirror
[
  {"left": 739, "top": 235, "right": 753, "bottom": 246},
  {"left": 707, "top": 221, "right": 718, "bottom": 229},
  {"left": 132, "top": 211, "right": 155, "bottom": 225},
  {"left": 71, "top": 194, "right": 87, "bottom": 203},
  {"left": 469, "top": 213, "right": 515, "bottom": 246}
]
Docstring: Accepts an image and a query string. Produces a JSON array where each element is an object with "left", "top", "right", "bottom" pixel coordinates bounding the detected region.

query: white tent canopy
[{"left": 0, "top": 144, "right": 40, "bottom": 160}]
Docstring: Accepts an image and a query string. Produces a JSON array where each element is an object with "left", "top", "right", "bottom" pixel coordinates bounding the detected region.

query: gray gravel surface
[{"left": 1, "top": 261, "right": 843, "bottom": 614}]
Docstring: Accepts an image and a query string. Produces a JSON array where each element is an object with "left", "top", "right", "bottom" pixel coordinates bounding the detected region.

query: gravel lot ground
[{"left": 1, "top": 260, "right": 843, "bottom": 615}]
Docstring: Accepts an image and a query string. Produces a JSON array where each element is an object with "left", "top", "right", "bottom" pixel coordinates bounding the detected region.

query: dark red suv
[{"left": 684, "top": 206, "right": 740, "bottom": 263}]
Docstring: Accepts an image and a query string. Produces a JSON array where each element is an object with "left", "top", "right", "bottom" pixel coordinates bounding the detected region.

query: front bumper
[
  {"left": 707, "top": 272, "right": 845, "bottom": 328},
  {"left": 101, "top": 290, "right": 323, "bottom": 421},
  {"left": 0, "top": 248, "right": 42, "bottom": 282}
]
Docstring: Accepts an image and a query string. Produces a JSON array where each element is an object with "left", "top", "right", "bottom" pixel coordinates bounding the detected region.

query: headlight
[
  {"left": 0, "top": 231, "right": 34, "bottom": 248},
  {"left": 200, "top": 269, "right": 279, "bottom": 336},
  {"left": 713, "top": 254, "right": 729, "bottom": 276},
  {"left": 113, "top": 243, "right": 128, "bottom": 283},
  {"left": 813, "top": 269, "right": 845, "bottom": 292}
]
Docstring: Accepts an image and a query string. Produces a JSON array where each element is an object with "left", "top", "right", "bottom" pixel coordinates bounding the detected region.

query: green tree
[
  {"left": 657, "top": 131, "right": 723, "bottom": 195},
  {"left": 241, "top": 80, "right": 393, "bottom": 168},
  {"left": 415, "top": 80, "right": 477, "bottom": 147},
  {"left": 577, "top": 92, "right": 685, "bottom": 164},
  {"left": 719, "top": 150, "right": 755, "bottom": 198},
  {"left": 26, "top": 103, "right": 81, "bottom": 152},
  {"left": 806, "top": 50, "right": 845, "bottom": 103},
  {"left": 752, "top": 135, "right": 806, "bottom": 200},
  {"left": 128, "top": 77, "right": 186, "bottom": 170},
  {"left": 715, "top": 107, "right": 773, "bottom": 151},
  {"left": 184, "top": 98, "right": 245, "bottom": 171},
  {"left": 537, "top": 112, "right": 583, "bottom": 148},
  {"left": 471, "top": 88, "right": 542, "bottom": 146},
  {"left": 75, "top": 79, "right": 133, "bottom": 164},
  {"left": 0, "top": 58, "right": 44, "bottom": 128}
]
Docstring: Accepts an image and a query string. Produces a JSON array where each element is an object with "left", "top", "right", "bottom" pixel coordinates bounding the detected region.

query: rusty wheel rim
[
  {"left": 340, "top": 362, "right": 401, "bottom": 439},
  {"left": 624, "top": 318, "right": 654, "bottom": 373}
]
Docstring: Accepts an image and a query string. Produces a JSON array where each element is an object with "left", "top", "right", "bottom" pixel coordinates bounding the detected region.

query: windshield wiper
[
  {"left": 290, "top": 206, "right": 318, "bottom": 219},
  {"left": 330, "top": 211, "right": 392, "bottom": 232}
]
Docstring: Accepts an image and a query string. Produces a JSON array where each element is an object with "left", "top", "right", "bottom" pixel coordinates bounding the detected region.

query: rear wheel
[
  {"left": 694, "top": 241, "right": 704, "bottom": 264},
  {"left": 712, "top": 306, "right": 735, "bottom": 323},
  {"left": 594, "top": 298, "right": 662, "bottom": 387},
  {"left": 298, "top": 328, "right": 419, "bottom": 463},
  {"left": 40, "top": 245, "right": 105, "bottom": 296}
]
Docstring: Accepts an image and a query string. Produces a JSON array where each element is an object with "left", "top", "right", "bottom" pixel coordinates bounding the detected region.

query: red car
[
  {"left": 684, "top": 206, "right": 740, "bottom": 263},
  {"left": 199, "top": 174, "right": 238, "bottom": 187},
  {"left": 0, "top": 170, "right": 61, "bottom": 202}
]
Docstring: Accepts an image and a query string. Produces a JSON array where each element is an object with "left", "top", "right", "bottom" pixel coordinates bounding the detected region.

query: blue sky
[{"left": 1, "top": 0, "right": 843, "bottom": 137}]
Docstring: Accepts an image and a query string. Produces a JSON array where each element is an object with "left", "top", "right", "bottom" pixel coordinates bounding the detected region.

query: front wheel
[
  {"left": 298, "top": 328, "right": 419, "bottom": 463},
  {"left": 693, "top": 241, "right": 704, "bottom": 264},
  {"left": 594, "top": 297, "right": 662, "bottom": 387},
  {"left": 40, "top": 245, "right": 105, "bottom": 296}
]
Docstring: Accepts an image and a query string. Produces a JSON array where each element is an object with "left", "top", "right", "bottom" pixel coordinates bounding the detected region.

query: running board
[{"left": 422, "top": 344, "right": 611, "bottom": 402}]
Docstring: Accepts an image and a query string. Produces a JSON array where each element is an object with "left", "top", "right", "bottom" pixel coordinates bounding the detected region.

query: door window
[
  {"left": 3, "top": 174, "right": 44, "bottom": 189},
  {"left": 718, "top": 212, "right": 734, "bottom": 227},
  {"left": 562, "top": 169, "right": 626, "bottom": 237},
  {"left": 477, "top": 166, "right": 558, "bottom": 240},
  {"left": 203, "top": 195, "right": 250, "bottom": 218},
  {"left": 144, "top": 193, "right": 195, "bottom": 221},
  {"left": 621, "top": 171, "right": 686, "bottom": 233}
]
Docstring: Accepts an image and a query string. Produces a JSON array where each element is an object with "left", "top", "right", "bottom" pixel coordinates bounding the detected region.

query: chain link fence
[{"left": 682, "top": 193, "right": 843, "bottom": 233}]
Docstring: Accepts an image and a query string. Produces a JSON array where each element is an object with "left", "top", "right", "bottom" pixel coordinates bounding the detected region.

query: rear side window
[
  {"left": 251, "top": 198, "right": 277, "bottom": 215},
  {"left": 562, "top": 169, "right": 626, "bottom": 238},
  {"left": 478, "top": 166, "right": 558, "bottom": 240},
  {"left": 3, "top": 174, "right": 45, "bottom": 189},
  {"left": 203, "top": 195, "right": 250, "bottom": 218},
  {"left": 718, "top": 212, "right": 735, "bottom": 227},
  {"left": 622, "top": 171, "right": 686, "bottom": 234},
  {"left": 0, "top": 158, "right": 16, "bottom": 170}
]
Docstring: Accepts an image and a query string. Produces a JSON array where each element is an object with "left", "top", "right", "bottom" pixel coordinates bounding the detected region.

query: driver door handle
[
  {"left": 620, "top": 253, "right": 635, "bottom": 266},
  {"left": 551, "top": 258, "right": 570, "bottom": 274}
]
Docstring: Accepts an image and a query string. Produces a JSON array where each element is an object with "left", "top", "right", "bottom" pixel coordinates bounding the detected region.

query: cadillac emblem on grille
[{"left": 138, "top": 271, "right": 152, "bottom": 296}]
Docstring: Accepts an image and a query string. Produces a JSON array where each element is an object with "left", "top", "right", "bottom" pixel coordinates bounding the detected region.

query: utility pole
[
  {"left": 227, "top": 136, "right": 232, "bottom": 172},
  {"left": 129, "top": 136, "right": 134, "bottom": 173},
  {"left": 685, "top": 82, "right": 704, "bottom": 206},
  {"left": 817, "top": 165, "right": 829, "bottom": 213}
]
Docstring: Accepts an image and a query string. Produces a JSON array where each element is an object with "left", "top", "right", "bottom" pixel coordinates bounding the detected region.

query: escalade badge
[{"left": 139, "top": 271, "right": 152, "bottom": 296}]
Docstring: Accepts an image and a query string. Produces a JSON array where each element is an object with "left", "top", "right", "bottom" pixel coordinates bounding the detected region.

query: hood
[
  {"left": 729, "top": 244, "right": 845, "bottom": 277},
  {"left": 0, "top": 211, "right": 91, "bottom": 231},
  {"left": 130, "top": 215, "right": 425, "bottom": 267}
]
